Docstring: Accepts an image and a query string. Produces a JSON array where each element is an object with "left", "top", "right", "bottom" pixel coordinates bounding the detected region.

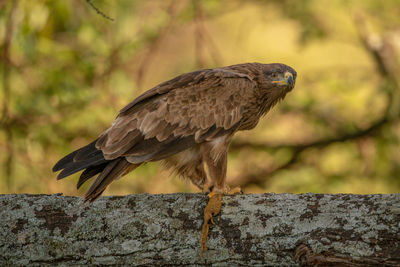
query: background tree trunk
[{"left": 1, "top": 193, "right": 399, "bottom": 266}]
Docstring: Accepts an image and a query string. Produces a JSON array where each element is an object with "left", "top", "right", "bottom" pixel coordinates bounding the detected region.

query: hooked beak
[{"left": 272, "top": 72, "right": 294, "bottom": 90}]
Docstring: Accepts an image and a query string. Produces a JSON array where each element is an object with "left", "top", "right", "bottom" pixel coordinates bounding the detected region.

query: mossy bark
[{"left": 1, "top": 193, "right": 399, "bottom": 266}]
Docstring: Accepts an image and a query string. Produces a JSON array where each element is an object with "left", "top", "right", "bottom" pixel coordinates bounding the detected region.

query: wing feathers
[
  {"left": 126, "top": 135, "right": 196, "bottom": 163},
  {"left": 99, "top": 129, "right": 143, "bottom": 158},
  {"left": 144, "top": 120, "right": 168, "bottom": 139},
  {"left": 156, "top": 123, "right": 178, "bottom": 141},
  {"left": 107, "top": 120, "right": 138, "bottom": 143},
  {"left": 54, "top": 64, "right": 261, "bottom": 202},
  {"left": 140, "top": 112, "right": 160, "bottom": 136},
  {"left": 94, "top": 68, "right": 254, "bottom": 162}
]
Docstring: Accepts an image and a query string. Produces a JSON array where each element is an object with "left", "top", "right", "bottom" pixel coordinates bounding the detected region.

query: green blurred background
[{"left": 1, "top": 0, "right": 399, "bottom": 197}]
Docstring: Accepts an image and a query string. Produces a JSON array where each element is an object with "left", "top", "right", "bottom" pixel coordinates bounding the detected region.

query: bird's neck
[
  {"left": 256, "top": 88, "right": 288, "bottom": 117},
  {"left": 239, "top": 88, "right": 287, "bottom": 131}
]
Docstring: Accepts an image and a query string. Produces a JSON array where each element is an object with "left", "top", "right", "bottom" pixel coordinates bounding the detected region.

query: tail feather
[
  {"left": 84, "top": 159, "right": 140, "bottom": 202},
  {"left": 57, "top": 153, "right": 106, "bottom": 179},
  {"left": 74, "top": 149, "right": 101, "bottom": 162},
  {"left": 53, "top": 150, "right": 79, "bottom": 172},
  {"left": 77, "top": 162, "right": 108, "bottom": 189},
  {"left": 74, "top": 140, "right": 102, "bottom": 161},
  {"left": 53, "top": 139, "right": 108, "bottom": 180},
  {"left": 53, "top": 140, "right": 98, "bottom": 172},
  {"left": 86, "top": 189, "right": 106, "bottom": 203},
  {"left": 54, "top": 140, "right": 140, "bottom": 202}
]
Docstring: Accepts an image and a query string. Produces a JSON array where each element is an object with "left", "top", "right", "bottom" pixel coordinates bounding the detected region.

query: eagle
[{"left": 53, "top": 63, "right": 297, "bottom": 202}]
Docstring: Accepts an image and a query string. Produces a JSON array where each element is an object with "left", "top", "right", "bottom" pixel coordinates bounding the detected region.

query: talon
[
  {"left": 207, "top": 191, "right": 221, "bottom": 199},
  {"left": 207, "top": 192, "right": 215, "bottom": 198},
  {"left": 202, "top": 188, "right": 210, "bottom": 194},
  {"left": 200, "top": 193, "right": 222, "bottom": 253},
  {"left": 226, "top": 186, "right": 242, "bottom": 195},
  {"left": 209, "top": 185, "right": 214, "bottom": 192},
  {"left": 200, "top": 185, "right": 242, "bottom": 253},
  {"left": 202, "top": 182, "right": 214, "bottom": 195}
]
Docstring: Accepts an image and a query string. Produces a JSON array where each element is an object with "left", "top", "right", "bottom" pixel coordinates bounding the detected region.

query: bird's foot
[
  {"left": 200, "top": 193, "right": 222, "bottom": 254},
  {"left": 207, "top": 185, "right": 242, "bottom": 198},
  {"left": 226, "top": 186, "right": 243, "bottom": 195},
  {"left": 201, "top": 181, "right": 214, "bottom": 195},
  {"left": 200, "top": 186, "right": 242, "bottom": 254}
]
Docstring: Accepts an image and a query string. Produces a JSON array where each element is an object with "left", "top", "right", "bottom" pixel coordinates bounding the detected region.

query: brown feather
[
  {"left": 84, "top": 159, "right": 139, "bottom": 202},
  {"left": 77, "top": 162, "right": 108, "bottom": 189},
  {"left": 99, "top": 129, "right": 143, "bottom": 159},
  {"left": 53, "top": 62, "right": 297, "bottom": 201}
]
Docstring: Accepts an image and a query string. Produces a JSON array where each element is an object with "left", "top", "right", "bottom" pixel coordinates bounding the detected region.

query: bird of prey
[{"left": 53, "top": 62, "right": 297, "bottom": 202}]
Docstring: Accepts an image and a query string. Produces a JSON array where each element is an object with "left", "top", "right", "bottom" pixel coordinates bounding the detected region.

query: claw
[
  {"left": 200, "top": 193, "right": 222, "bottom": 254},
  {"left": 200, "top": 186, "right": 243, "bottom": 254},
  {"left": 201, "top": 182, "right": 214, "bottom": 195},
  {"left": 207, "top": 191, "right": 219, "bottom": 199},
  {"left": 227, "top": 186, "right": 242, "bottom": 195}
]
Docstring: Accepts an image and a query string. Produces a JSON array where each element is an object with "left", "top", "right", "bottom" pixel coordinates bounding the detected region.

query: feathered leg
[
  {"left": 200, "top": 135, "right": 241, "bottom": 195},
  {"left": 199, "top": 136, "right": 242, "bottom": 253},
  {"left": 162, "top": 147, "right": 212, "bottom": 193}
]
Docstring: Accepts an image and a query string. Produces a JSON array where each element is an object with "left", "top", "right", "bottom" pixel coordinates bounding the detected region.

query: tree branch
[
  {"left": 1, "top": 193, "right": 399, "bottom": 266},
  {"left": 86, "top": 0, "right": 114, "bottom": 21}
]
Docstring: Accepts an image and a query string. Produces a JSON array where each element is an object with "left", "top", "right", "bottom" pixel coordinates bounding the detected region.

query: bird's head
[{"left": 258, "top": 63, "right": 297, "bottom": 93}]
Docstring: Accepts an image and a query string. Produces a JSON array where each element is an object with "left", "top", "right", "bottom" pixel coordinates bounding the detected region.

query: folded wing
[
  {"left": 53, "top": 67, "right": 255, "bottom": 201},
  {"left": 97, "top": 68, "right": 256, "bottom": 163}
]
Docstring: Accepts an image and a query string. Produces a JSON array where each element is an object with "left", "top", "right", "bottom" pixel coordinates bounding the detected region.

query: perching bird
[{"left": 53, "top": 62, "right": 296, "bottom": 202}]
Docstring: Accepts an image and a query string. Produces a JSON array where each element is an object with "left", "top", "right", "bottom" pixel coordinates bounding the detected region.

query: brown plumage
[{"left": 53, "top": 62, "right": 297, "bottom": 202}]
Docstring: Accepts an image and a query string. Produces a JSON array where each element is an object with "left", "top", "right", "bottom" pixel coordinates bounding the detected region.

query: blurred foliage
[{"left": 0, "top": 0, "right": 399, "bottom": 196}]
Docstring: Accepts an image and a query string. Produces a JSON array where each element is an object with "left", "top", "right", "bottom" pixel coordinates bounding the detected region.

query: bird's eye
[{"left": 263, "top": 71, "right": 279, "bottom": 79}]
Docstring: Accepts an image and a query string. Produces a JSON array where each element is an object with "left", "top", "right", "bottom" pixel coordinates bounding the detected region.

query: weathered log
[{"left": 1, "top": 193, "right": 399, "bottom": 266}]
